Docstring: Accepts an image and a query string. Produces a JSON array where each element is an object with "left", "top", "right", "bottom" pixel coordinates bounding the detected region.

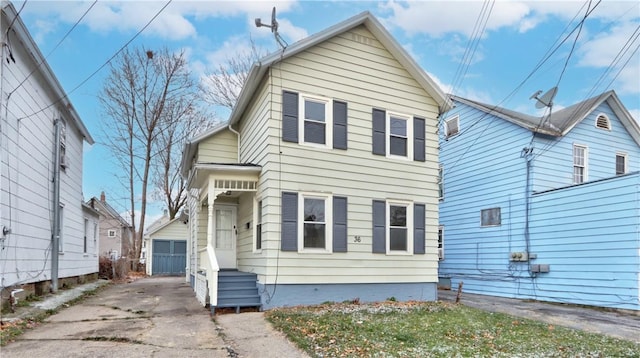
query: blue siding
[
  {"left": 439, "top": 100, "right": 640, "bottom": 310},
  {"left": 439, "top": 103, "right": 532, "bottom": 298},
  {"left": 533, "top": 102, "right": 640, "bottom": 192},
  {"left": 257, "top": 282, "right": 437, "bottom": 309}
]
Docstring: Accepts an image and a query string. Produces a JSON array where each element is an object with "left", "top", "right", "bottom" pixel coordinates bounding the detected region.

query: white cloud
[
  {"left": 22, "top": 0, "right": 299, "bottom": 40},
  {"left": 629, "top": 109, "right": 640, "bottom": 123},
  {"left": 382, "top": 1, "right": 531, "bottom": 37}
]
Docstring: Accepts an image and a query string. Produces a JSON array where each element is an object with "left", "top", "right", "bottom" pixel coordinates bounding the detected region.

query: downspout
[
  {"left": 522, "top": 146, "right": 533, "bottom": 277},
  {"left": 51, "top": 118, "right": 62, "bottom": 292},
  {"left": 228, "top": 123, "right": 240, "bottom": 163}
]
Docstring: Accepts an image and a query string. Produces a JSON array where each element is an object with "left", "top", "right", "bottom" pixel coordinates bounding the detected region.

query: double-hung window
[
  {"left": 388, "top": 202, "right": 411, "bottom": 252},
  {"left": 302, "top": 195, "right": 329, "bottom": 250},
  {"left": 255, "top": 199, "right": 263, "bottom": 251},
  {"left": 281, "top": 192, "right": 348, "bottom": 253},
  {"left": 372, "top": 109, "right": 425, "bottom": 161},
  {"left": 388, "top": 113, "right": 412, "bottom": 158},
  {"left": 108, "top": 229, "right": 117, "bottom": 237},
  {"left": 616, "top": 152, "right": 627, "bottom": 175},
  {"left": 444, "top": 115, "right": 459, "bottom": 139},
  {"left": 573, "top": 144, "right": 587, "bottom": 184},
  {"left": 372, "top": 200, "right": 424, "bottom": 255},
  {"left": 282, "top": 90, "right": 347, "bottom": 149},
  {"left": 301, "top": 95, "right": 332, "bottom": 146}
]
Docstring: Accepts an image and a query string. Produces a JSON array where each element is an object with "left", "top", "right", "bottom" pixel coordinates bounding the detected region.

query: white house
[
  {"left": 0, "top": 1, "right": 96, "bottom": 305},
  {"left": 181, "top": 11, "right": 450, "bottom": 311}
]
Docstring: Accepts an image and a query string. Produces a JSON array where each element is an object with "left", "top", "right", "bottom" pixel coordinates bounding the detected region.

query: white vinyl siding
[
  {"left": 197, "top": 128, "right": 238, "bottom": 164},
  {"left": 234, "top": 25, "right": 440, "bottom": 285}
]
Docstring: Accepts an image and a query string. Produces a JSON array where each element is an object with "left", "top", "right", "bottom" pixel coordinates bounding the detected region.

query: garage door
[{"left": 152, "top": 240, "right": 186, "bottom": 276}]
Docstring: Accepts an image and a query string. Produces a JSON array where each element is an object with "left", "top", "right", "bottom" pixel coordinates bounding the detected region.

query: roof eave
[{"left": 2, "top": 2, "right": 94, "bottom": 145}]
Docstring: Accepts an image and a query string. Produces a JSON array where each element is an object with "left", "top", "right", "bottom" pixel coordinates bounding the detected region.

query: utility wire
[
  {"left": 16, "top": 0, "right": 173, "bottom": 122},
  {"left": 9, "top": 0, "right": 98, "bottom": 96}
]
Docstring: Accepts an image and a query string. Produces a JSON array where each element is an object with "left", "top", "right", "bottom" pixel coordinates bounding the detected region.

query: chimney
[
  {"left": 100, "top": 191, "right": 106, "bottom": 202},
  {"left": 163, "top": 209, "right": 168, "bottom": 216}
]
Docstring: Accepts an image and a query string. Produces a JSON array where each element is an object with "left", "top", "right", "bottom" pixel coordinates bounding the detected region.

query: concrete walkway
[{"left": 1, "top": 276, "right": 308, "bottom": 358}]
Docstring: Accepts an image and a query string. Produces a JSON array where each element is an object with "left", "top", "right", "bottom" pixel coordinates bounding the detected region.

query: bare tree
[
  {"left": 100, "top": 47, "right": 205, "bottom": 261},
  {"left": 201, "top": 38, "right": 266, "bottom": 110}
]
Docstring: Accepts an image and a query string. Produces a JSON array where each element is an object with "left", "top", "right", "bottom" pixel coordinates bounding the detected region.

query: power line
[
  {"left": 9, "top": 0, "right": 98, "bottom": 97},
  {"left": 16, "top": 0, "right": 173, "bottom": 122}
]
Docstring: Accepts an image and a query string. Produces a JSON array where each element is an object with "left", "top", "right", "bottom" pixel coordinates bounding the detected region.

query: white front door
[{"left": 214, "top": 205, "right": 237, "bottom": 269}]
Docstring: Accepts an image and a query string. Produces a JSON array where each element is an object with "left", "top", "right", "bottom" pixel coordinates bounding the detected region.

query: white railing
[{"left": 196, "top": 245, "right": 220, "bottom": 307}]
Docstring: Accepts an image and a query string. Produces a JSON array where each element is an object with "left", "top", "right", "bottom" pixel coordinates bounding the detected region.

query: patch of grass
[
  {"left": 266, "top": 301, "right": 640, "bottom": 357},
  {"left": 0, "top": 311, "right": 50, "bottom": 346}
]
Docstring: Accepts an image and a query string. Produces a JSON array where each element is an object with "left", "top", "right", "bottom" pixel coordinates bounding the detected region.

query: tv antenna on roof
[
  {"left": 530, "top": 86, "right": 558, "bottom": 109},
  {"left": 255, "top": 7, "right": 288, "bottom": 50}
]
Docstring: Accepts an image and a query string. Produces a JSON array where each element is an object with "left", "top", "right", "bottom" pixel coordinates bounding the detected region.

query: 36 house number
[{"left": 354, "top": 236, "right": 361, "bottom": 243}]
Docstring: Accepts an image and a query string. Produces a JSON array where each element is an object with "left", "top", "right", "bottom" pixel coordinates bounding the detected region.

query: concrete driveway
[{"left": 2, "top": 277, "right": 229, "bottom": 357}]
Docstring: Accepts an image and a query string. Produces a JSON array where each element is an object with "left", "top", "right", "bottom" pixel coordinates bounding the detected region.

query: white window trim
[
  {"left": 594, "top": 113, "right": 611, "bottom": 131},
  {"left": 108, "top": 229, "right": 117, "bottom": 238},
  {"left": 298, "top": 93, "right": 333, "bottom": 149},
  {"left": 573, "top": 143, "right": 588, "bottom": 184},
  {"left": 253, "top": 198, "right": 263, "bottom": 253},
  {"left": 385, "top": 111, "right": 413, "bottom": 160},
  {"left": 444, "top": 115, "right": 460, "bottom": 139},
  {"left": 297, "top": 192, "right": 333, "bottom": 253},
  {"left": 616, "top": 152, "right": 628, "bottom": 175},
  {"left": 386, "top": 200, "right": 413, "bottom": 255}
]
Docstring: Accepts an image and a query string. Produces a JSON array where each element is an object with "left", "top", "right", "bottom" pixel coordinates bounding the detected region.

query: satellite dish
[
  {"left": 255, "top": 7, "right": 287, "bottom": 50},
  {"left": 531, "top": 86, "right": 558, "bottom": 109}
]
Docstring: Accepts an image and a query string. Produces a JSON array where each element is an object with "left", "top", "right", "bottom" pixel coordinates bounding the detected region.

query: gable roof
[
  {"left": 2, "top": 2, "right": 93, "bottom": 145},
  {"left": 451, "top": 91, "right": 640, "bottom": 145},
  {"left": 146, "top": 217, "right": 185, "bottom": 237},
  {"left": 229, "top": 11, "right": 451, "bottom": 128},
  {"left": 179, "top": 123, "right": 230, "bottom": 177},
  {"left": 87, "top": 197, "right": 132, "bottom": 228}
]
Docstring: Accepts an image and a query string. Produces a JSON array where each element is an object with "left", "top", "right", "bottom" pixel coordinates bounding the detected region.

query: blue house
[{"left": 438, "top": 90, "right": 640, "bottom": 311}]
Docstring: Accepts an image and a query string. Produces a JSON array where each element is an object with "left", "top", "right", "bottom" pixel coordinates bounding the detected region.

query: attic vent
[
  {"left": 351, "top": 33, "right": 371, "bottom": 46},
  {"left": 444, "top": 116, "right": 460, "bottom": 139},
  {"left": 595, "top": 114, "right": 611, "bottom": 130}
]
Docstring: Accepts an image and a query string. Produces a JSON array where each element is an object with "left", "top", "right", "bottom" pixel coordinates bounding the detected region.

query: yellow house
[{"left": 180, "top": 11, "right": 450, "bottom": 311}]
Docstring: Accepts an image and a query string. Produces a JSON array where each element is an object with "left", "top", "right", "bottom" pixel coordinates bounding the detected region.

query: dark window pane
[
  {"left": 305, "top": 100, "right": 325, "bottom": 122},
  {"left": 154, "top": 241, "right": 171, "bottom": 254},
  {"left": 256, "top": 224, "right": 262, "bottom": 250},
  {"left": 174, "top": 241, "right": 186, "bottom": 253},
  {"left": 390, "top": 228, "right": 407, "bottom": 250},
  {"left": 390, "top": 136, "right": 407, "bottom": 156},
  {"left": 390, "top": 205, "right": 406, "bottom": 226},
  {"left": 616, "top": 155, "right": 625, "bottom": 175},
  {"left": 481, "top": 208, "right": 501, "bottom": 226},
  {"left": 304, "top": 198, "right": 325, "bottom": 222},
  {"left": 304, "top": 121, "right": 326, "bottom": 144},
  {"left": 390, "top": 116, "right": 406, "bottom": 136},
  {"left": 304, "top": 223, "right": 325, "bottom": 248}
]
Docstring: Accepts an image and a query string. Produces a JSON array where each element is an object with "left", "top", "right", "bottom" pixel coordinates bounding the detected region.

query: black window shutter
[
  {"left": 333, "top": 196, "right": 348, "bottom": 252},
  {"left": 414, "top": 117, "right": 425, "bottom": 162},
  {"left": 333, "top": 101, "right": 348, "bottom": 149},
  {"left": 372, "top": 200, "right": 386, "bottom": 253},
  {"left": 281, "top": 192, "right": 298, "bottom": 251},
  {"left": 414, "top": 203, "right": 425, "bottom": 254},
  {"left": 282, "top": 91, "right": 299, "bottom": 143},
  {"left": 372, "top": 109, "right": 386, "bottom": 155}
]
